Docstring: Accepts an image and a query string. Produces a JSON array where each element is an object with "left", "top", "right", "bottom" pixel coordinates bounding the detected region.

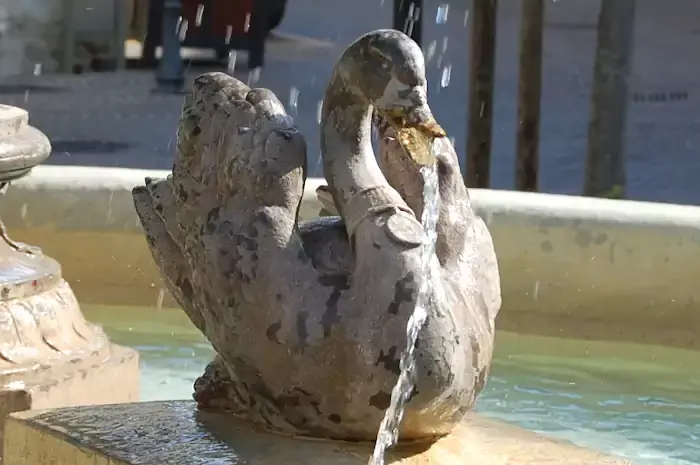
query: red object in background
[{"left": 181, "top": 0, "right": 253, "bottom": 39}]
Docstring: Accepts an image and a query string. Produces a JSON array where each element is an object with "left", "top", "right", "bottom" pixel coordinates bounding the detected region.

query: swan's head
[{"left": 337, "top": 29, "right": 446, "bottom": 166}]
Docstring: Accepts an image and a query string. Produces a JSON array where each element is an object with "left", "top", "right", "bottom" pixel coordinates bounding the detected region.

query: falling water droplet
[
  {"left": 440, "top": 64, "right": 452, "bottom": 88},
  {"left": 243, "top": 13, "right": 251, "bottom": 32},
  {"left": 464, "top": 9, "right": 470, "bottom": 27},
  {"left": 404, "top": 2, "right": 419, "bottom": 36},
  {"left": 33, "top": 63, "right": 42, "bottom": 76},
  {"left": 157, "top": 288, "right": 165, "bottom": 310},
  {"left": 441, "top": 36, "right": 449, "bottom": 54},
  {"left": 449, "top": 136, "right": 456, "bottom": 147},
  {"left": 227, "top": 51, "right": 237, "bottom": 74},
  {"left": 20, "top": 204, "right": 27, "bottom": 220},
  {"left": 195, "top": 4, "right": 205, "bottom": 26},
  {"left": 247, "top": 67, "right": 261, "bottom": 85},
  {"left": 436, "top": 4, "right": 449, "bottom": 24},
  {"left": 316, "top": 100, "right": 323, "bottom": 124},
  {"left": 289, "top": 87, "right": 299, "bottom": 114},
  {"left": 425, "top": 40, "right": 436, "bottom": 62},
  {"left": 178, "top": 19, "right": 189, "bottom": 42},
  {"left": 225, "top": 25, "right": 233, "bottom": 44}
]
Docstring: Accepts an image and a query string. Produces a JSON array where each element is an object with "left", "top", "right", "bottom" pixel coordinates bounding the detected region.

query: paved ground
[{"left": 0, "top": 0, "right": 699, "bottom": 204}]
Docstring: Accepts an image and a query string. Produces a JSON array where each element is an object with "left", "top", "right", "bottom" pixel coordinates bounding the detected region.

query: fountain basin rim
[{"left": 8, "top": 165, "right": 700, "bottom": 226}]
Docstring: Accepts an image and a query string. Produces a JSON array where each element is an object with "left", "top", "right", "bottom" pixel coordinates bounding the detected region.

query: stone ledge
[
  {"left": 3, "top": 401, "right": 630, "bottom": 465},
  {"left": 0, "top": 344, "right": 139, "bottom": 457}
]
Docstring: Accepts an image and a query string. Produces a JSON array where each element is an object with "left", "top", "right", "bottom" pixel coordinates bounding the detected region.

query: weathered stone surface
[{"left": 3, "top": 401, "right": 630, "bottom": 465}]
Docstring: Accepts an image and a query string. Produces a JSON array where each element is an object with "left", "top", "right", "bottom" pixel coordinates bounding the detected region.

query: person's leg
[
  {"left": 141, "top": 0, "right": 163, "bottom": 67},
  {"left": 247, "top": 0, "right": 270, "bottom": 69}
]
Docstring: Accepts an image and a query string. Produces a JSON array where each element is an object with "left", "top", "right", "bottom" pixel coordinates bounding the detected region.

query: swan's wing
[
  {"left": 168, "top": 72, "right": 321, "bottom": 343},
  {"left": 134, "top": 72, "right": 311, "bottom": 335},
  {"left": 172, "top": 72, "right": 251, "bottom": 227},
  {"left": 132, "top": 177, "right": 206, "bottom": 332},
  {"left": 431, "top": 137, "right": 501, "bottom": 321},
  {"left": 467, "top": 211, "right": 502, "bottom": 322},
  {"left": 173, "top": 72, "right": 306, "bottom": 220}
]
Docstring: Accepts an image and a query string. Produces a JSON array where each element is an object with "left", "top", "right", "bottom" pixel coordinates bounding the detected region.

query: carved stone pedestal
[{"left": 0, "top": 105, "right": 139, "bottom": 455}]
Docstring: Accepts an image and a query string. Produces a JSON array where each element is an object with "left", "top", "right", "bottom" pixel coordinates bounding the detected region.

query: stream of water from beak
[{"left": 368, "top": 141, "right": 442, "bottom": 465}]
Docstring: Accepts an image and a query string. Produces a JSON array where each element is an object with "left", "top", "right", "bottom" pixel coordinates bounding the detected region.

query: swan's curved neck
[{"left": 320, "top": 72, "right": 388, "bottom": 216}]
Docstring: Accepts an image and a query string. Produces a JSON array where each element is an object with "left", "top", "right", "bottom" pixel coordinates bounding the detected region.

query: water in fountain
[{"left": 368, "top": 144, "right": 442, "bottom": 465}]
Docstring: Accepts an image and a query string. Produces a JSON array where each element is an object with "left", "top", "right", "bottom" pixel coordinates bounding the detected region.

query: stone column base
[
  {"left": 0, "top": 344, "right": 139, "bottom": 455},
  {"left": 3, "top": 401, "right": 629, "bottom": 464}
]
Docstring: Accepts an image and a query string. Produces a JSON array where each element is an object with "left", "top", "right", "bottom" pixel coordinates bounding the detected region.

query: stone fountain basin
[
  {"left": 1, "top": 165, "right": 698, "bottom": 351},
  {"left": 0, "top": 164, "right": 697, "bottom": 464}
]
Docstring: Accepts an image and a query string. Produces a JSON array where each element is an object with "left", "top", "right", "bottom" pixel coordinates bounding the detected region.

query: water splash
[
  {"left": 316, "top": 100, "right": 324, "bottom": 124},
  {"left": 195, "top": 4, "right": 205, "bottom": 27},
  {"left": 227, "top": 51, "right": 237, "bottom": 74},
  {"left": 368, "top": 156, "right": 441, "bottom": 465},
  {"left": 440, "top": 64, "right": 452, "bottom": 88},
  {"left": 436, "top": 4, "right": 450, "bottom": 24},
  {"left": 243, "top": 13, "right": 252, "bottom": 33},
  {"left": 289, "top": 87, "right": 299, "bottom": 115},
  {"left": 177, "top": 19, "right": 189, "bottom": 43}
]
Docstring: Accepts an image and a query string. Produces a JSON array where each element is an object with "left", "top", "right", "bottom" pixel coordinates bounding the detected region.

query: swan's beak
[
  {"left": 384, "top": 104, "right": 446, "bottom": 167},
  {"left": 405, "top": 104, "right": 446, "bottom": 138}
]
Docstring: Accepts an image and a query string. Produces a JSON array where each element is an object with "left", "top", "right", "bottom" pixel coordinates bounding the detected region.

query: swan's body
[{"left": 133, "top": 29, "right": 501, "bottom": 442}]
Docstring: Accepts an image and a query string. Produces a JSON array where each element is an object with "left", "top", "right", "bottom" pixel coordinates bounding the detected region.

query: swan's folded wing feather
[
  {"left": 315, "top": 184, "right": 339, "bottom": 216},
  {"left": 135, "top": 72, "right": 311, "bottom": 336},
  {"left": 468, "top": 214, "right": 502, "bottom": 322}
]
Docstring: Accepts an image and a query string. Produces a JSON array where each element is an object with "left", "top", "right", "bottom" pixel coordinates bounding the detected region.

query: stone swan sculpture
[{"left": 132, "top": 29, "right": 501, "bottom": 443}]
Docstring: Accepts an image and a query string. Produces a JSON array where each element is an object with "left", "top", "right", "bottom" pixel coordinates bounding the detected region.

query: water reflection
[{"left": 83, "top": 304, "right": 700, "bottom": 465}]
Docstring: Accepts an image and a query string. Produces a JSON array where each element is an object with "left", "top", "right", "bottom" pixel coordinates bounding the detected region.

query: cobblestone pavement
[{"left": 0, "top": 0, "right": 698, "bottom": 204}]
